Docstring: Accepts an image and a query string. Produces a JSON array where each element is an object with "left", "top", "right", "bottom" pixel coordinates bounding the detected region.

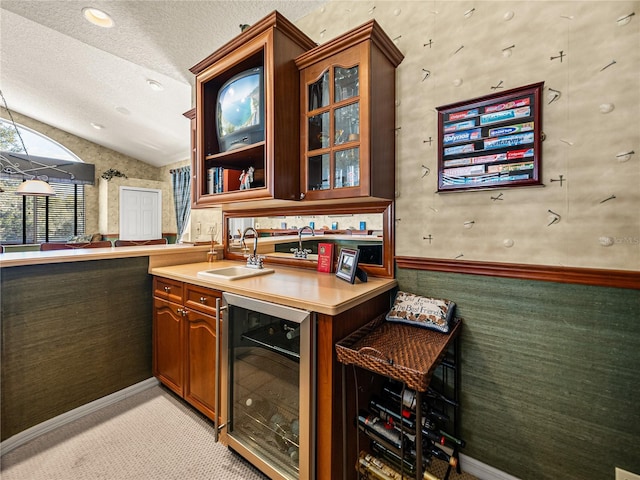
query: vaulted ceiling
[{"left": 0, "top": 1, "right": 326, "bottom": 167}]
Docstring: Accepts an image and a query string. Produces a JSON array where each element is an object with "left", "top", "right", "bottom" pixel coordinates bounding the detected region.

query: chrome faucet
[
  {"left": 241, "top": 227, "right": 264, "bottom": 268},
  {"left": 291, "top": 225, "right": 315, "bottom": 259}
]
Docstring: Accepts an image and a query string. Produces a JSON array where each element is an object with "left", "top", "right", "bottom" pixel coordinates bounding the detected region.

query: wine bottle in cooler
[
  {"left": 285, "top": 326, "right": 300, "bottom": 340},
  {"left": 244, "top": 396, "right": 274, "bottom": 424}
]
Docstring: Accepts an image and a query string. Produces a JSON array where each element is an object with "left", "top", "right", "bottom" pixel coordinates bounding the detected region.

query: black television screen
[{"left": 216, "top": 66, "right": 264, "bottom": 152}]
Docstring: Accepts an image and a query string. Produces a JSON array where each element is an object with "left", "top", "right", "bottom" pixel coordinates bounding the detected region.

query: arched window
[
  {"left": 1, "top": 119, "right": 91, "bottom": 244},
  {"left": 0, "top": 118, "right": 83, "bottom": 162}
]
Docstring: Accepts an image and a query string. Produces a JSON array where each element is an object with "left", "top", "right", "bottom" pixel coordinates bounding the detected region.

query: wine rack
[{"left": 336, "top": 315, "right": 463, "bottom": 480}]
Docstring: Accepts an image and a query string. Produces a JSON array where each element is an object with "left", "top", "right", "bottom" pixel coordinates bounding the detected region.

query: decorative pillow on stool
[{"left": 386, "top": 291, "right": 456, "bottom": 333}]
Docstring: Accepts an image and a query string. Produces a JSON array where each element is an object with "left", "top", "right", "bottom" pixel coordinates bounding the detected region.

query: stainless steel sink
[{"left": 197, "top": 266, "right": 275, "bottom": 281}]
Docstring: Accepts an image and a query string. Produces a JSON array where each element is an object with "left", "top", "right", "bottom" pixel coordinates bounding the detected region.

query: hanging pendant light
[
  {"left": 15, "top": 178, "right": 56, "bottom": 196},
  {"left": 1, "top": 89, "right": 56, "bottom": 196}
]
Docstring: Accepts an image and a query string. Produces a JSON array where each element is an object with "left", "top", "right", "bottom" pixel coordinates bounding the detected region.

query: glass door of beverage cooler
[{"left": 221, "top": 293, "right": 315, "bottom": 480}]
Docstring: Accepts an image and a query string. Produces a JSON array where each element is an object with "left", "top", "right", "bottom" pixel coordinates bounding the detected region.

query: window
[
  {"left": 0, "top": 179, "right": 85, "bottom": 244},
  {"left": 0, "top": 118, "right": 81, "bottom": 161},
  {"left": 0, "top": 119, "right": 88, "bottom": 245}
]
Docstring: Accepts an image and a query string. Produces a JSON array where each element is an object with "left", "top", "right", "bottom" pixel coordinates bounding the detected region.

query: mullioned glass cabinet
[{"left": 296, "top": 20, "right": 404, "bottom": 201}]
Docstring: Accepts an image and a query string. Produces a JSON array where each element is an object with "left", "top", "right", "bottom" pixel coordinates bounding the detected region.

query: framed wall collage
[{"left": 436, "top": 82, "right": 544, "bottom": 192}]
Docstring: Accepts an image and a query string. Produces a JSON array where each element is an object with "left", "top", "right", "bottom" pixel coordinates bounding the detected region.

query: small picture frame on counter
[{"left": 336, "top": 248, "right": 359, "bottom": 284}]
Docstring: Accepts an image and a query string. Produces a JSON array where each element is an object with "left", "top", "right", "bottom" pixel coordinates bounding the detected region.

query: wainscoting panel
[
  {"left": 1, "top": 257, "right": 153, "bottom": 441},
  {"left": 396, "top": 267, "right": 640, "bottom": 480}
]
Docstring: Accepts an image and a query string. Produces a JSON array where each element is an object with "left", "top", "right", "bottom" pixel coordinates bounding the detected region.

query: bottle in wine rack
[
  {"left": 440, "top": 430, "right": 466, "bottom": 449},
  {"left": 370, "top": 440, "right": 421, "bottom": 474},
  {"left": 371, "top": 393, "right": 439, "bottom": 431},
  {"left": 425, "top": 386, "right": 459, "bottom": 408},
  {"left": 356, "top": 411, "right": 409, "bottom": 451},
  {"left": 370, "top": 393, "right": 464, "bottom": 450},
  {"left": 369, "top": 395, "right": 426, "bottom": 432},
  {"left": 381, "top": 383, "right": 450, "bottom": 423},
  {"left": 382, "top": 384, "right": 449, "bottom": 428},
  {"left": 358, "top": 415, "right": 453, "bottom": 467},
  {"left": 405, "top": 429, "right": 446, "bottom": 447},
  {"left": 381, "top": 383, "right": 418, "bottom": 410},
  {"left": 369, "top": 395, "right": 452, "bottom": 446},
  {"left": 357, "top": 451, "right": 439, "bottom": 480},
  {"left": 428, "top": 443, "right": 458, "bottom": 468}
]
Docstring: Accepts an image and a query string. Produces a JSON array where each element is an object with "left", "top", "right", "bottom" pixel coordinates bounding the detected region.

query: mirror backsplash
[{"left": 227, "top": 212, "right": 385, "bottom": 267}]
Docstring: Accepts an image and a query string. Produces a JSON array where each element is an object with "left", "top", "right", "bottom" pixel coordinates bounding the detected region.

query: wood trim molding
[{"left": 395, "top": 256, "right": 640, "bottom": 290}]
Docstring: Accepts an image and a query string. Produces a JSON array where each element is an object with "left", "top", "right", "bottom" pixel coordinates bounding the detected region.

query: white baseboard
[
  {"left": 0, "top": 377, "right": 159, "bottom": 457},
  {"left": 460, "top": 453, "right": 521, "bottom": 480}
]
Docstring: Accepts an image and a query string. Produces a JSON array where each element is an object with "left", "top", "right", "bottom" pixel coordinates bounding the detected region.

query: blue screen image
[{"left": 218, "top": 73, "right": 260, "bottom": 137}]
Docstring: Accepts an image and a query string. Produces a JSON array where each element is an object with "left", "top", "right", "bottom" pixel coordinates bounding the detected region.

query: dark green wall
[
  {"left": 1, "top": 258, "right": 153, "bottom": 441},
  {"left": 396, "top": 267, "right": 640, "bottom": 480}
]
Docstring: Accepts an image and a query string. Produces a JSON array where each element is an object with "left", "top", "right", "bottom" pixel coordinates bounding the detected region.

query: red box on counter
[{"left": 317, "top": 243, "right": 334, "bottom": 273}]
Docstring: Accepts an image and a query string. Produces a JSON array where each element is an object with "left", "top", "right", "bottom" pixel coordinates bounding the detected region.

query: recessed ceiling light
[
  {"left": 146, "top": 79, "right": 164, "bottom": 91},
  {"left": 82, "top": 7, "right": 114, "bottom": 28},
  {"left": 91, "top": 122, "right": 105, "bottom": 130}
]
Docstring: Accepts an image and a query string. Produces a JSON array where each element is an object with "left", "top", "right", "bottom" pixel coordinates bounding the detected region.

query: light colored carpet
[
  {"left": 0, "top": 385, "right": 268, "bottom": 480},
  {"left": 0, "top": 384, "right": 476, "bottom": 480}
]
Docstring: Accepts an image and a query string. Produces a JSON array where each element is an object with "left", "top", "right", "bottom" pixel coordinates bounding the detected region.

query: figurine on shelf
[{"left": 239, "top": 166, "right": 254, "bottom": 190}]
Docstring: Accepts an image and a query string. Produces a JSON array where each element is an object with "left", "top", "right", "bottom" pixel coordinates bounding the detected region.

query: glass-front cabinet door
[
  {"left": 296, "top": 20, "right": 403, "bottom": 201},
  {"left": 303, "top": 64, "right": 361, "bottom": 198}
]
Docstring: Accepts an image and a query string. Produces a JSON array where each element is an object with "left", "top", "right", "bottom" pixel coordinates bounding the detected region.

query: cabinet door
[
  {"left": 301, "top": 48, "right": 365, "bottom": 201},
  {"left": 184, "top": 309, "right": 219, "bottom": 421},
  {"left": 153, "top": 297, "right": 184, "bottom": 396},
  {"left": 297, "top": 20, "right": 403, "bottom": 203}
]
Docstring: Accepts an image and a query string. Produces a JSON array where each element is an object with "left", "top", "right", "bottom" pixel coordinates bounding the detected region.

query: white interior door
[{"left": 119, "top": 187, "right": 162, "bottom": 240}]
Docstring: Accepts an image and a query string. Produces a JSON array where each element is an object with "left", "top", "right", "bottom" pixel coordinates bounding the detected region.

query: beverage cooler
[{"left": 219, "top": 293, "right": 316, "bottom": 480}]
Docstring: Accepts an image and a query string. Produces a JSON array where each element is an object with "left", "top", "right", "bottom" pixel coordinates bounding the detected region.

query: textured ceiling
[{"left": 0, "top": 1, "right": 326, "bottom": 167}]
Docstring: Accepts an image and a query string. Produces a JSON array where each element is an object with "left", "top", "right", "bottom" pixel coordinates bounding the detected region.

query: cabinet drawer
[
  {"left": 184, "top": 284, "right": 221, "bottom": 316},
  {"left": 153, "top": 277, "right": 183, "bottom": 303}
]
